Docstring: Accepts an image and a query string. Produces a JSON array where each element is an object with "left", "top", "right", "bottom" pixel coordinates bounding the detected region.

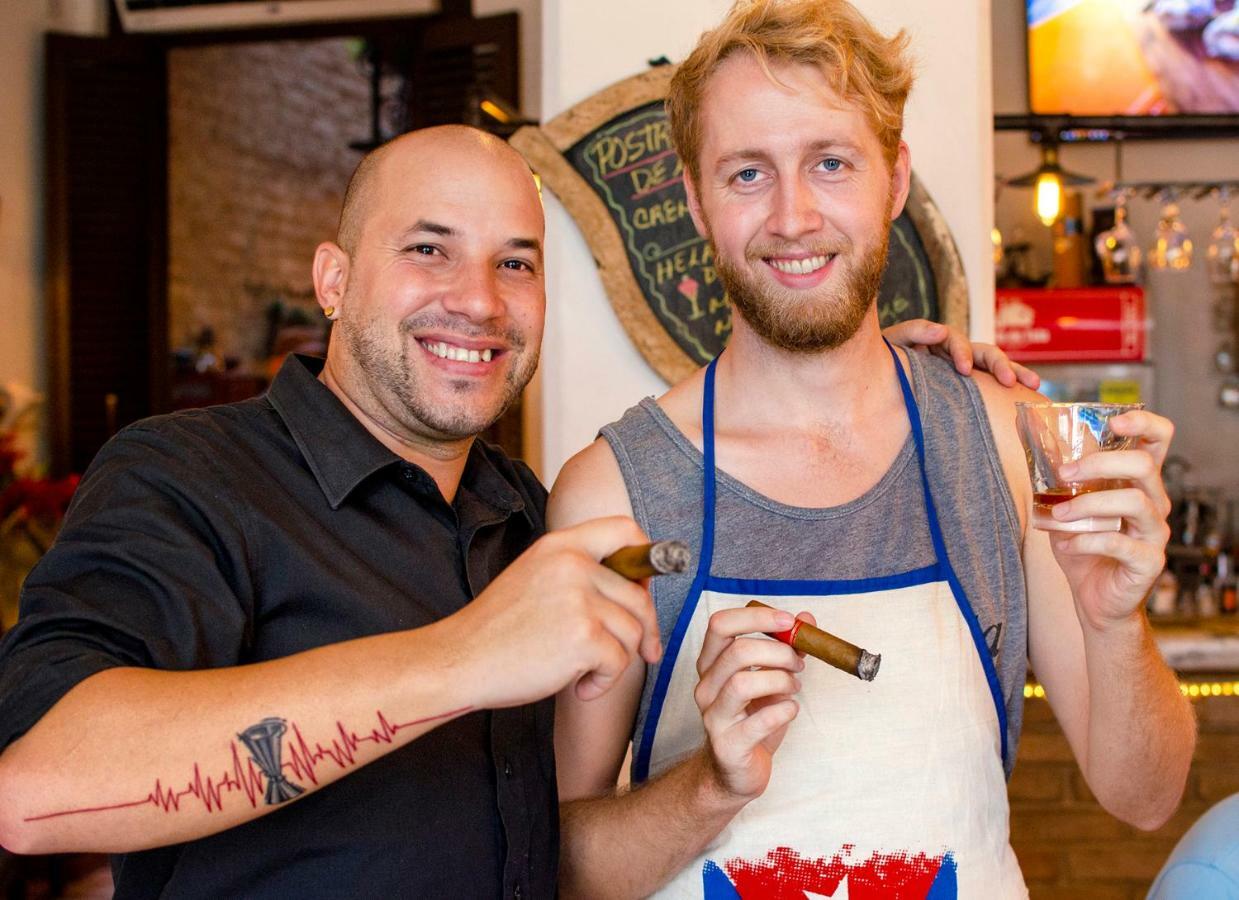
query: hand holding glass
[{"left": 1015, "top": 402, "right": 1142, "bottom": 532}]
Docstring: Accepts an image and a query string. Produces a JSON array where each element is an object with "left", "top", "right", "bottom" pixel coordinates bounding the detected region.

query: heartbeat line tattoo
[{"left": 23, "top": 706, "right": 471, "bottom": 822}]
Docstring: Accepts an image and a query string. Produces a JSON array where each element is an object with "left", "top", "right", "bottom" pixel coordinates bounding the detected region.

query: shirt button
[
  {"left": 400, "top": 466, "right": 416, "bottom": 482},
  {"left": 503, "top": 759, "right": 513, "bottom": 777},
  {"left": 513, "top": 886, "right": 521, "bottom": 900}
]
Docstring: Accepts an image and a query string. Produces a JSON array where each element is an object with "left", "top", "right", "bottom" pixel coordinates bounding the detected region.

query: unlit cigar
[
  {"left": 746, "top": 600, "right": 881, "bottom": 682},
  {"left": 602, "top": 540, "right": 691, "bottom": 581}
]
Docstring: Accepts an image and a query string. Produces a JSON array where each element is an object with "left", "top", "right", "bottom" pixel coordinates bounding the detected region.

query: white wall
[
  {"left": 536, "top": 0, "right": 995, "bottom": 481},
  {"left": 0, "top": 3, "right": 48, "bottom": 462}
]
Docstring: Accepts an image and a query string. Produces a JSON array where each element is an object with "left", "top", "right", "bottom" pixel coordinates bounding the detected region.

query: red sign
[{"left": 995, "top": 286, "right": 1146, "bottom": 363}]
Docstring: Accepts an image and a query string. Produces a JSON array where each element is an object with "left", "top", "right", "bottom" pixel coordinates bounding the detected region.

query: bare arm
[
  {"left": 550, "top": 441, "right": 802, "bottom": 898},
  {"left": 975, "top": 377, "right": 1195, "bottom": 830},
  {"left": 0, "top": 516, "right": 661, "bottom": 855}
]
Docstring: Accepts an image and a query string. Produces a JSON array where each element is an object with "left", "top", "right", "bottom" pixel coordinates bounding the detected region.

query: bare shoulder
[
  {"left": 970, "top": 371, "right": 1047, "bottom": 534},
  {"left": 653, "top": 368, "right": 707, "bottom": 444},
  {"left": 547, "top": 438, "right": 634, "bottom": 530}
]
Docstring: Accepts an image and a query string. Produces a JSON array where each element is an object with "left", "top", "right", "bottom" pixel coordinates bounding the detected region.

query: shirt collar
[
  {"left": 460, "top": 440, "right": 531, "bottom": 526},
  {"left": 267, "top": 355, "right": 399, "bottom": 509},
  {"left": 267, "top": 355, "right": 531, "bottom": 525}
]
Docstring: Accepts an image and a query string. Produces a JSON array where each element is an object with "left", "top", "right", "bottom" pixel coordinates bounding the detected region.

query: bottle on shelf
[{"left": 1218, "top": 547, "right": 1237, "bottom": 616}]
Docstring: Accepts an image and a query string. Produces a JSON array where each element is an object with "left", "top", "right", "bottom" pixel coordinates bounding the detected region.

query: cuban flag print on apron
[{"left": 633, "top": 343, "right": 1027, "bottom": 899}]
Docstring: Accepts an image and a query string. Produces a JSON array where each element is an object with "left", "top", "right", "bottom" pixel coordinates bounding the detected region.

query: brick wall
[
  {"left": 167, "top": 38, "right": 369, "bottom": 365},
  {"left": 1010, "top": 686, "right": 1239, "bottom": 898}
]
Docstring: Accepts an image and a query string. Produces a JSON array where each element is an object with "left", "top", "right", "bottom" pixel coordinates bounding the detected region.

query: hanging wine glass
[
  {"left": 1149, "top": 189, "right": 1193, "bottom": 271},
  {"left": 1094, "top": 189, "right": 1142, "bottom": 284},
  {"left": 1206, "top": 187, "right": 1239, "bottom": 284}
]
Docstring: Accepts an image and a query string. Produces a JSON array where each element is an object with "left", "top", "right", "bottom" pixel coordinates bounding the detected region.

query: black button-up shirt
[{"left": 0, "top": 355, "right": 556, "bottom": 898}]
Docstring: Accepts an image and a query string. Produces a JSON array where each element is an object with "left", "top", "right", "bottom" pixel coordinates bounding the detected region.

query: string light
[{"left": 1023, "top": 681, "right": 1239, "bottom": 699}]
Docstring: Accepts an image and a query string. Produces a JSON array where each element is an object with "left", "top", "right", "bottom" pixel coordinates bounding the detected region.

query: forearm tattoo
[{"left": 24, "top": 706, "right": 470, "bottom": 822}]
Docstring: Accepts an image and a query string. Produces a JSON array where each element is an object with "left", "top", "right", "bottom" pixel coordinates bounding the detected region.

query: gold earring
[{"left": 323, "top": 306, "right": 336, "bottom": 319}]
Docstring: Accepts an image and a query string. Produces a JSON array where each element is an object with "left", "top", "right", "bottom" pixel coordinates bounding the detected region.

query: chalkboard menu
[
  {"left": 512, "top": 66, "right": 967, "bottom": 383},
  {"left": 567, "top": 100, "right": 729, "bottom": 366}
]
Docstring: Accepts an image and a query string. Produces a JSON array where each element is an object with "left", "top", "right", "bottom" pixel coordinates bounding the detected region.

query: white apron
[{"left": 633, "top": 344, "right": 1027, "bottom": 899}]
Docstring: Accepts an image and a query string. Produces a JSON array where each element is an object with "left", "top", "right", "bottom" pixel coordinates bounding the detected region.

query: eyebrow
[
  {"left": 401, "top": 221, "right": 542, "bottom": 256},
  {"left": 403, "top": 219, "right": 456, "bottom": 238},
  {"left": 507, "top": 237, "right": 543, "bottom": 255}
]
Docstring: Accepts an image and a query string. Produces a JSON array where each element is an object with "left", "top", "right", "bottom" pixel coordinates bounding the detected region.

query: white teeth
[
  {"left": 770, "top": 254, "right": 831, "bottom": 275},
  {"left": 421, "top": 340, "right": 495, "bottom": 363}
]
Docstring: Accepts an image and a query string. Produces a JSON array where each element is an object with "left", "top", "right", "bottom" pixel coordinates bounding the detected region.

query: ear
[
  {"left": 888, "top": 141, "right": 912, "bottom": 221},
  {"left": 682, "top": 169, "right": 709, "bottom": 238},
  {"left": 313, "top": 242, "right": 350, "bottom": 316}
]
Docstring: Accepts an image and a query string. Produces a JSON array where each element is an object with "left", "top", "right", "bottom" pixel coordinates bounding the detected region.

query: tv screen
[{"left": 1027, "top": 0, "right": 1239, "bottom": 115}]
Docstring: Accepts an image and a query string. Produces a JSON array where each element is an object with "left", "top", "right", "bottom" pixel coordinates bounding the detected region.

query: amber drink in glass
[{"left": 1015, "top": 401, "right": 1143, "bottom": 532}]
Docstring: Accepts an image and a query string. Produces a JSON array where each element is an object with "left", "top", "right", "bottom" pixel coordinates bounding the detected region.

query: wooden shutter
[
  {"left": 405, "top": 12, "right": 520, "bottom": 131},
  {"left": 46, "top": 34, "right": 168, "bottom": 475}
]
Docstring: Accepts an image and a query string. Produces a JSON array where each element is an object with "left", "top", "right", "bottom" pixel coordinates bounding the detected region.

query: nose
[
  {"left": 442, "top": 262, "right": 505, "bottom": 322},
  {"left": 767, "top": 174, "right": 823, "bottom": 241}
]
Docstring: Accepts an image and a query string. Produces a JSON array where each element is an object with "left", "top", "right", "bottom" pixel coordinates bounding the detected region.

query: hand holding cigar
[
  {"left": 746, "top": 600, "right": 881, "bottom": 682},
  {"left": 602, "top": 540, "right": 691, "bottom": 581}
]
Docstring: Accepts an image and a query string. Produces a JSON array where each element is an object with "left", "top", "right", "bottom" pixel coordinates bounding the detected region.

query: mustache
[{"left": 398, "top": 313, "right": 526, "bottom": 350}]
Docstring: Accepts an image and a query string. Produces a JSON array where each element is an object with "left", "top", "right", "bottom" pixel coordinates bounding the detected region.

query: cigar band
[{"left": 772, "top": 619, "right": 803, "bottom": 647}]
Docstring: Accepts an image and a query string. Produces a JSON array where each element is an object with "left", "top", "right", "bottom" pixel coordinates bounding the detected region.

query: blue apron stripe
[
  {"left": 634, "top": 567, "right": 707, "bottom": 783},
  {"left": 887, "top": 341, "right": 1010, "bottom": 766},
  {"left": 698, "top": 357, "right": 719, "bottom": 577},
  {"left": 634, "top": 357, "right": 722, "bottom": 784},
  {"left": 705, "top": 564, "right": 940, "bottom": 597}
]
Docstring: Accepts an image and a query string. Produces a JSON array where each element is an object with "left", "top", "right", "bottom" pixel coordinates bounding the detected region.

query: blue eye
[
  {"left": 820, "top": 158, "right": 843, "bottom": 172},
  {"left": 736, "top": 168, "right": 759, "bottom": 183}
]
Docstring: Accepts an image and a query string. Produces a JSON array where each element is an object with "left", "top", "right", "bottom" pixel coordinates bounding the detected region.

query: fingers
[
  {"left": 1011, "top": 360, "right": 1041, "bottom": 390},
  {"left": 574, "top": 628, "right": 636, "bottom": 702},
  {"left": 703, "top": 669, "right": 801, "bottom": 735},
  {"left": 694, "top": 636, "right": 804, "bottom": 712},
  {"left": 1048, "top": 529, "right": 1166, "bottom": 586},
  {"left": 1058, "top": 446, "right": 1172, "bottom": 527},
  {"left": 1108, "top": 410, "right": 1175, "bottom": 469},
  {"left": 1049, "top": 486, "right": 1171, "bottom": 545},
  {"left": 559, "top": 515, "right": 651, "bottom": 562},
  {"left": 590, "top": 566, "right": 663, "bottom": 663},
  {"left": 550, "top": 517, "right": 662, "bottom": 662},
  {"left": 969, "top": 342, "right": 1032, "bottom": 386},
  {"left": 697, "top": 606, "right": 795, "bottom": 676},
  {"left": 943, "top": 328, "right": 974, "bottom": 376},
  {"left": 881, "top": 318, "right": 947, "bottom": 352},
  {"left": 735, "top": 698, "right": 800, "bottom": 744}
]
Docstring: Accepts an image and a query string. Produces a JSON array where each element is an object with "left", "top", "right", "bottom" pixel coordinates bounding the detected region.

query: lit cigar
[
  {"left": 602, "top": 540, "right": 691, "bottom": 581},
  {"left": 746, "top": 600, "right": 881, "bottom": 682}
]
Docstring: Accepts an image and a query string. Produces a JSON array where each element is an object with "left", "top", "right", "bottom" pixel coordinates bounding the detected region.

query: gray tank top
[{"left": 600, "top": 350, "right": 1028, "bottom": 778}]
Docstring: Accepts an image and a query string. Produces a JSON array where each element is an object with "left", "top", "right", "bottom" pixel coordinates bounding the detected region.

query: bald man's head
[{"left": 335, "top": 125, "right": 538, "bottom": 257}]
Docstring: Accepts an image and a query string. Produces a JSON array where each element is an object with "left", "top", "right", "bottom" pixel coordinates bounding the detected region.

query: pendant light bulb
[{"left": 1035, "top": 169, "right": 1063, "bottom": 226}]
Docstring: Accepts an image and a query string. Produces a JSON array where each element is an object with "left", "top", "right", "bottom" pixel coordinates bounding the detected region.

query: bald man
[
  {"left": 0, "top": 126, "right": 660, "bottom": 898},
  {"left": 0, "top": 125, "right": 1028, "bottom": 896}
]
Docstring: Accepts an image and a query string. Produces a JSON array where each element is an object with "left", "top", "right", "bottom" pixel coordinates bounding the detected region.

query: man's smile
[
  {"left": 418, "top": 338, "right": 500, "bottom": 364},
  {"left": 766, "top": 253, "right": 835, "bottom": 276}
]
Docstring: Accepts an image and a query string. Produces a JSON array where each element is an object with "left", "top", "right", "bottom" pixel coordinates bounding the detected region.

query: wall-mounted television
[
  {"left": 1027, "top": 0, "right": 1239, "bottom": 116},
  {"left": 113, "top": 0, "right": 438, "bottom": 33}
]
